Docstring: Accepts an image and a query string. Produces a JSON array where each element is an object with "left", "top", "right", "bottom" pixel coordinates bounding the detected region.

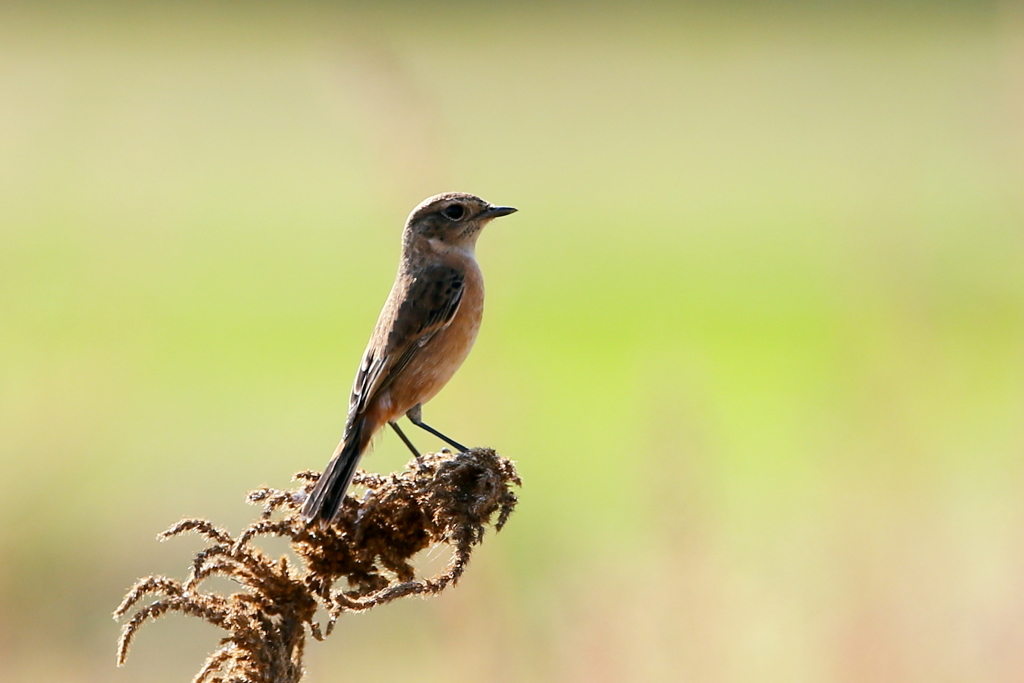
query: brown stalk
[{"left": 114, "top": 448, "right": 520, "bottom": 683}]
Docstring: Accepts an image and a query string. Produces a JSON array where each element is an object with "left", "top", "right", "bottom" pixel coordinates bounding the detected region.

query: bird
[{"left": 301, "top": 192, "right": 517, "bottom": 526}]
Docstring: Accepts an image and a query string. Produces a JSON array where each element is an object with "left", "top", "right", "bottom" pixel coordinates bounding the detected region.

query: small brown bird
[{"left": 301, "top": 192, "right": 516, "bottom": 525}]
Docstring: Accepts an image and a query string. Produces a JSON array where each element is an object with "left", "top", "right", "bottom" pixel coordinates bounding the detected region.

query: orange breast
[{"left": 384, "top": 259, "right": 484, "bottom": 418}]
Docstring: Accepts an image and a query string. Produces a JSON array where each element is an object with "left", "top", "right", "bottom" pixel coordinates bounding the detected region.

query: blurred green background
[{"left": 2, "top": 1, "right": 1023, "bottom": 681}]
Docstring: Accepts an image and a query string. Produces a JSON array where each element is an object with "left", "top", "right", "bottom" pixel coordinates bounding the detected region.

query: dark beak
[{"left": 480, "top": 205, "right": 517, "bottom": 220}]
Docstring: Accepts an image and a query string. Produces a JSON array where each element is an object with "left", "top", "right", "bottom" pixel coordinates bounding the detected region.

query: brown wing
[{"left": 344, "top": 264, "right": 465, "bottom": 434}]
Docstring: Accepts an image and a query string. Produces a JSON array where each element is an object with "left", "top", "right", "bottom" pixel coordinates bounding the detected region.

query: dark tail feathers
[{"left": 301, "top": 421, "right": 366, "bottom": 525}]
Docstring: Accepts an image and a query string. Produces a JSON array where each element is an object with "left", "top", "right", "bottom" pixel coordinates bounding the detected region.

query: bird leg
[
  {"left": 406, "top": 404, "right": 468, "bottom": 452},
  {"left": 389, "top": 421, "right": 423, "bottom": 461}
]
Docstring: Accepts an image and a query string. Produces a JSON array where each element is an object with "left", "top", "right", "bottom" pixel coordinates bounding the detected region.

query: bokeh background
[{"left": 2, "top": 1, "right": 1024, "bottom": 681}]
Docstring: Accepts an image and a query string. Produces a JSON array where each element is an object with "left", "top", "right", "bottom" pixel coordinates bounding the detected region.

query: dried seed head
[{"left": 114, "top": 448, "right": 519, "bottom": 683}]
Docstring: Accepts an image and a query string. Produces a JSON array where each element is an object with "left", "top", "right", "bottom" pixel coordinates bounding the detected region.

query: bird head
[{"left": 404, "top": 192, "right": 517, "bottom": 254}]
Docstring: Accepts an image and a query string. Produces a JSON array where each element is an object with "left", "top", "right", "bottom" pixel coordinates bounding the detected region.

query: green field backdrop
[{"left": 2, "top": 2, "right": 1024, "bottom": 682}]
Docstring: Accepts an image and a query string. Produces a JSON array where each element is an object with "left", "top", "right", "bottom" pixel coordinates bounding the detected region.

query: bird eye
[{"left": 443, "top": 204, "right": 465, "bottom": 220}]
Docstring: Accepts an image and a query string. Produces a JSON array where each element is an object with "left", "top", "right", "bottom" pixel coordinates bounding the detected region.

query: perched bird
[{"left": 301, "top": 192, "right": 517, "bottom": 526}]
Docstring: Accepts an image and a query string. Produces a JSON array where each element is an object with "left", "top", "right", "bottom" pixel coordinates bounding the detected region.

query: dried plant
[{"left": 114, "top": 448, "right": 520, "bottom": 683}]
